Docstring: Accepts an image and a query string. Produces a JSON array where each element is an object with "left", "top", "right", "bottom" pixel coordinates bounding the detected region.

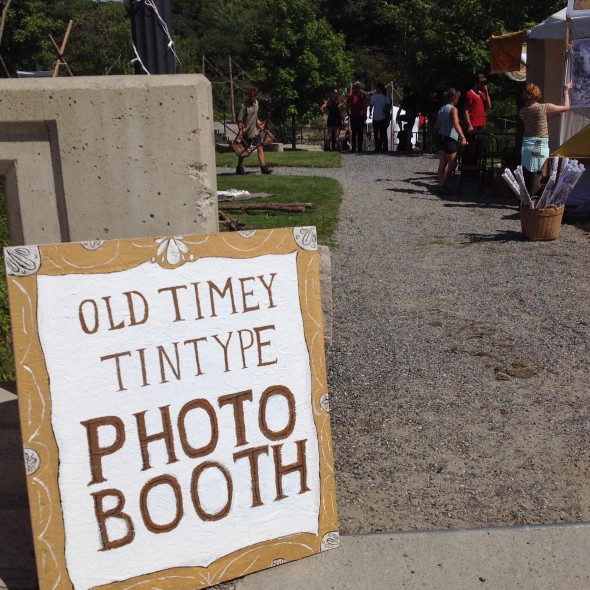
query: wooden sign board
[{"left": 5, "top": 227, "right": 338, "bottom": 590}]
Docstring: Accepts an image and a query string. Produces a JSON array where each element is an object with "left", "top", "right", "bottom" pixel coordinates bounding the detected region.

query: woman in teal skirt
[{"left": 519, "top": 81, "right": 574, "bottom": 196}]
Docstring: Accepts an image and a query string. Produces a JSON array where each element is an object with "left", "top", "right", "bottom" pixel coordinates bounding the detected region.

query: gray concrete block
[{"left": 0, "top": 75, "right": 218, "bottom": 245}]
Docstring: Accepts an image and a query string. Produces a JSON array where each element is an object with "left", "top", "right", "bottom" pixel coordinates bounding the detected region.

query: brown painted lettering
[
  {"left": 79, "top": 299, "right": 99, "bottom": 334},
  {"left": 191, "top": 461, "right": 233, "bottom": 521},
  {"left": 212, "top": 332, "right": 233, "bottom": 372},
  {"left": 258, "top": 273, "right": 277, "bottom": 308},
  {"left": 134, "top": 405, "right": 179, "bottom": 471},
  {"left": 272, "top": 439, "right": 310, "bottom": 501},
  {"left": 157, "top": 342, "right": 181, "bottom": 383},
  {"left": 137, "top": 348, "right": 150, "bottom": 387},
  {"left": 178, "top": 398, "right": 219, "bottom": 458},
  {"left": 157, "top": 284, "right": 187, "bottom": 322},
  {"left": 92, "top": 488, "right": 135, "bottom": 550},
  {"left": 140, "top": 474, "right": 183, "bottom": 533},
  {"left": 239, "top": 276, "right": 260, "bottom": 312},
  {"left": 237, "top": 329, "right": 254, "bottom": 369},
  {"left": 233, "top": 445, "right": 269, "bottom": 507},
  {"left": 208, "top": 278, "right": 237, "bottom": 317},
  {"left": 124, "top": 290, "right": 149, "bottom": 326},
  {"left": 81, "top": 415, "right": 126, "bottom": 485},
  {"left": 191, "top": 282, "right": 205, "bottom": 320},
  {"left": 184, "top": 336, "right": 207, "bottom": 376},
  {"left": 218, "top": 389, "right": 253, "bottom": 446},
  {"left": 259, "top": 385, "right": 296, "bottom": 441},
  {"left": 100, "top": 351, "right": 132, "bottom": 391},
  {"left": 254, "top": 325, "right": 277, "bottom": 367},
  {"left": 102, "top": 295, "right": 125, "bottom": 331}
]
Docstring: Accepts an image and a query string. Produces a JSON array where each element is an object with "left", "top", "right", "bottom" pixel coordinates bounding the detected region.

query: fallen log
[
  {"left": 218, "top": 203, "right": 314, "bottom": 213},
  {"left": 218, "top": 211, "right": 244, "bottom": 231}
]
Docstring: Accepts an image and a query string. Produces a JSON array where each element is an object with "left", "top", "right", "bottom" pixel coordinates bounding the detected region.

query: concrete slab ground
[
  {"left": 1, "top": 385, "right": 589, "bottom": 589},
  {"left": 236, "top": 524, "right": 590, "bottom": 590}
]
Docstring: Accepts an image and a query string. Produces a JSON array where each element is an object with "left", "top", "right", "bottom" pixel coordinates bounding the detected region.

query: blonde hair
[
  {"left": 445, "top": 88, "right": 460, "bottom": 103},
  {"left": 523, "top": 83, "right": 542, "bottom": 102}
]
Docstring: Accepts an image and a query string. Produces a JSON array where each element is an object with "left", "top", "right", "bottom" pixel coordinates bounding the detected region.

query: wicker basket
[{"left": 520, "top": 198, "right": 564, "bottom": 241}]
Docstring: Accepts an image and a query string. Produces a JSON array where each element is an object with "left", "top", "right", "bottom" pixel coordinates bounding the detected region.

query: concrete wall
[{"left": 0, "top": 74, "right": 218, "bottom": 245}]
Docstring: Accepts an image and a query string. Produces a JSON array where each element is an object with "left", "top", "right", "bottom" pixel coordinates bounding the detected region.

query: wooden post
[
  {"left": 51, "top": 20, "right": 74, "bottom": 77},
  {"left": 229, "top": 57, "right": 236, "bottom": 122},
  {"left": 0, "top": 0, "right": 12, "bottom": 48}
]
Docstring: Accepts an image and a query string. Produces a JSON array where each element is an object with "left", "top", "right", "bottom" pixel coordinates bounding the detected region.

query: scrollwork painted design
[
  {"left": 24, "top": 448, "right": 40, "bottom": 475},
  {"left": 4, "top": 246, "right": 41, "bottom": 276},
  {"left": 293, "top": 226, "right": 317, "bottom": 251},
  {"left": 81, "top": 240, "right": 104, "bottom": 251},
  {"left": 320, "top": 531, "right": 340, "bottom": 551},
  {"left": 154, "top": 236, "right": 195, "bottom": 267}
]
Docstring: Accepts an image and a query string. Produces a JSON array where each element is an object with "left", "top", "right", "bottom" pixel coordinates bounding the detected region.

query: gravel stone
[{"left": 249, "top": 152, "right": 590, "bottom": 535}]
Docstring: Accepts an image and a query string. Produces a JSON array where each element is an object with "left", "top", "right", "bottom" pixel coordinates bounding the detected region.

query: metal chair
[{"left": 458, "top": 132, "right": 501, "bottom": 196}]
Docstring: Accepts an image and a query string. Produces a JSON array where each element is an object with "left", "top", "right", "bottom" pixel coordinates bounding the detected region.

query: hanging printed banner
[
  {"left": 5, "top": 227, "right": 338, "bottom": 590},
  {"left": 570, "top": 37, "right": 590, "bottom": 108}
]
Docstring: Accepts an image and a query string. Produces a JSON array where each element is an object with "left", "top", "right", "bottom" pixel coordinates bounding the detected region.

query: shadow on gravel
[
  {"left": 393, "top": 180, "right": 439, "bottom": 192},
  {"left": 459, "top": 230, "right": 524, "bottom": 243},
  {"left": 386, "top": 187, "right": 426, "bottom": 195}
]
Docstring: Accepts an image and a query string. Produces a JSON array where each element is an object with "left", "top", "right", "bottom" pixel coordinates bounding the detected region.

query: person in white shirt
[{"left": 369, "top": 83, "right": 392, "bottom": 153}]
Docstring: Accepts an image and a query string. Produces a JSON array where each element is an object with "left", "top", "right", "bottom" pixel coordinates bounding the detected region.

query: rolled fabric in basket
[
  {"left": 549, "top": 161, "right": 585, "bottom": 208},
  {"left": 514, "top": 166, "right": 534, "bottom": 208},
  {"left": 502, "top": 169, "right": 522, "bottom": 200},
  {"left": 536, "top": 177, "right": 555, "bottom": 209},
  {"left": 536, "top": 156, "right": 561, "bottom": 208}
]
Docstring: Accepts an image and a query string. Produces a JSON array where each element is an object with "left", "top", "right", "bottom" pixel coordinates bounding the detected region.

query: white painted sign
[{"left": 6, "top": 229, "right": 338, "bottom": 590}]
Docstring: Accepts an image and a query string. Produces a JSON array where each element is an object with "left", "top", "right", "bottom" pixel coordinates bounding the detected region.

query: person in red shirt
[
  {"left": 463, "top": 73, "right": 491, "bottom": 138},
  {"left": 346, "top": 81, "right": 367, "bottom": 153}
]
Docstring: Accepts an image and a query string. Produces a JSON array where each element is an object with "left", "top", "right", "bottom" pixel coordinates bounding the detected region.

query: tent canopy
[
  {"left": 552, "top": 124, "right": 590, "bottom": 158},
  {"left": 529, "top": 7, "right": 590, "bottom": 40}
]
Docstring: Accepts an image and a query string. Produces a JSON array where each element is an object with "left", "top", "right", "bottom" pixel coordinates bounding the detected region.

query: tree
[
  {"left": 1, "top": 0, "right": 131, "bottom": 75},
  {"left": 250, "top": 0, "right": 352, "bottom": 147}
]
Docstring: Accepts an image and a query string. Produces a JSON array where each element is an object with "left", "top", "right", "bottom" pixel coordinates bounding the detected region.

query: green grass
[
  {"left": 216, "top": 149, "right": 341, "bottom": 169},
  {"left": 217, "top": 174, "right": 342, "bottom": 247},
  {"left": 0, "top": 181, "right": 14, "bottom": 381}
]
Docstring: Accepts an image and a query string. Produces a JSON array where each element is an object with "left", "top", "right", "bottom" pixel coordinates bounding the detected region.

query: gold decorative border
[{"left": 6, "top": 227, "right": 338, "bottom": 590}]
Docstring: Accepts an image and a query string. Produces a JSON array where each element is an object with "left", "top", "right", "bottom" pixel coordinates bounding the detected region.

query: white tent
[{"left": 527, "top": 8, "right": 590, "bottom": 150}]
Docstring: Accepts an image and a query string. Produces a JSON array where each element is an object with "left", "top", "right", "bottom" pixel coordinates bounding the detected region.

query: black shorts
[
  {"left": 437, "top": 134, "right": 458, "bottom": 154},
  {"left": 240, "top": 134, "right": 262, "bottom": 153}
]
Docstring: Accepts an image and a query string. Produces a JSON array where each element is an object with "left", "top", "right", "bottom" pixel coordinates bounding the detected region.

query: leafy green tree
[
  {"left": 2, "top": 0, "right": 131, "bottom": 75},
  {"left": 1, "top": 0, "right": 59, "bottom": 72},
  {"left": 250, "top": 0, "right": 352, "bottom": 146}
]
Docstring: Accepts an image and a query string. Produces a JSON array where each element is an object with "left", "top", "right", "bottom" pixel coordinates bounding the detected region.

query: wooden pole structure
[
  {"left": 0, "top": 0, "right": 12, "bottom": 48},
  {"left": 562, "top": 16, "right": 573, "bottom": 145},
  {"left": 0, "top": 55, "right": 10, "bottom": 78},
  {"left": 51, "top": 19, "right": 74, "bottom": 77},
  {"left": 229, "top": 57, "right": 236, "bottom": 122}
]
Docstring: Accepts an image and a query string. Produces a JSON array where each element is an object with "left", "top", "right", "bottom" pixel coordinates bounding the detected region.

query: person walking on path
[
  {"left": 436, "top": 88, "right": 467, "bottom": 194},
  {"left": 346, "top": 81, "right": 367, "bottom": 153},
  {"left": 519, "top": 81, "right": 573, "bottom": 196},
  {"left": 236, "top": 87, "right": 272, "bottom": 175},
  {"left": 369, "top": 83, "right": 392, "bottom": 153},
  {"left": 320, "top": 90, "right": 345, "bottom": 151},
  {"left": 463, "top": 73, "right": 491, "bottom": 139}
]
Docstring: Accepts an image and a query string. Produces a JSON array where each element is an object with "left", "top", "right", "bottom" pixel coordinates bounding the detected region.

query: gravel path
[{"left": 265, "top": 152, "right": 590, "bottom": 535}]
